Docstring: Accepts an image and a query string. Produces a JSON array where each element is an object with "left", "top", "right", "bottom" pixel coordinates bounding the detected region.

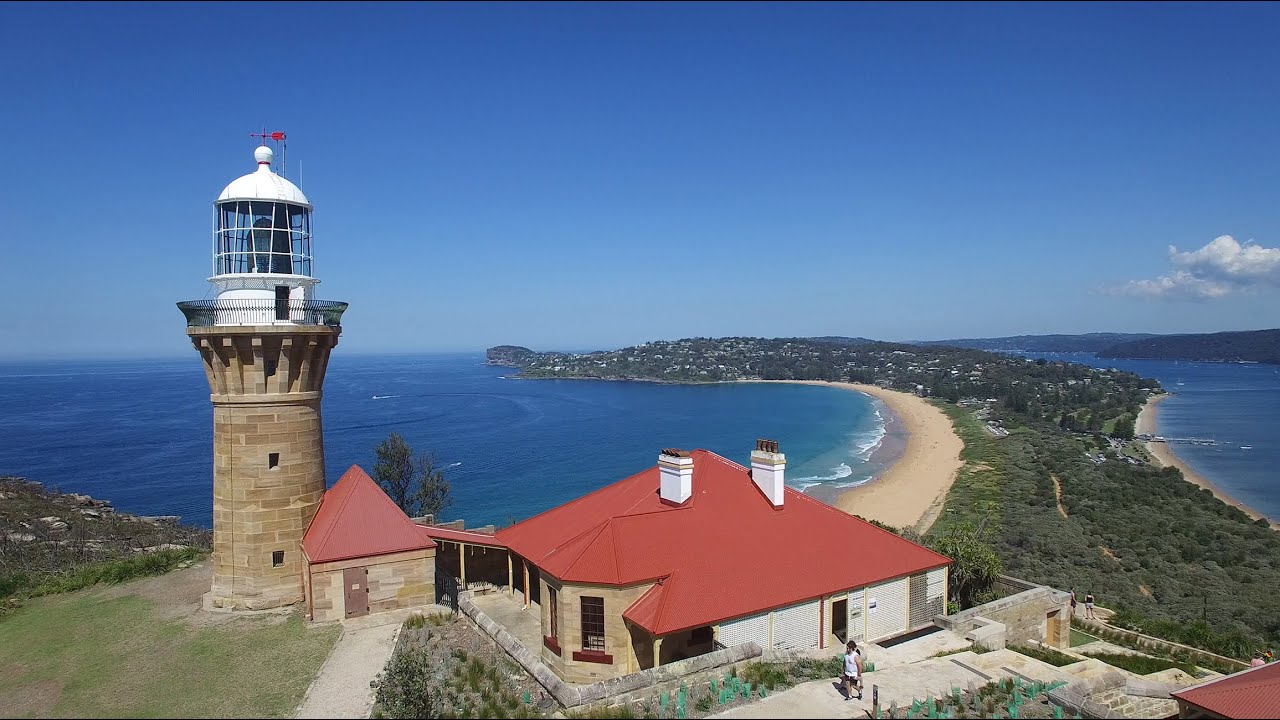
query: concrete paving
[
  {"left": 294, "top": 605, "right": 452, "bottom": 719},
  {"left": 472, "top": 591, "right": 543, "bottom": 652}
]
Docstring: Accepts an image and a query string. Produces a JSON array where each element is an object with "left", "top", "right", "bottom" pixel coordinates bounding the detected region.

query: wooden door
[
  {"left": 344, "top": 566, "right": 369, "bottom": 618},
  {"left": 1046, "top": 610, "right": 1061, "bottom": 646}
]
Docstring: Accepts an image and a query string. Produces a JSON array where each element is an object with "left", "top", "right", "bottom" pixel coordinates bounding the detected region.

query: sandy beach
[
  {"left": 762, "top": 381, "right": 964, "bottom": 533},
  {"left": 1137, "top": 393, "right": 1276, "bottom": 528}
]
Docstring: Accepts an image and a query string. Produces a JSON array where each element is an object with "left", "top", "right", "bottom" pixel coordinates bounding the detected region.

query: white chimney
[
  {"left": 750, "top": 439, "right": 785, "bottom": 508},
  {"left": 658, "top": 448, "right": 693, "bottom": 505}
]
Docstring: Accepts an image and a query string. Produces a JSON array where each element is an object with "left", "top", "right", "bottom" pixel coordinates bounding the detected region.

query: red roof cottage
[
  {"left": 1173, "top": 662, "right": 1280, "bottom": 719},
  {"left": 423, "top": 441, "right": 953, "bottom": 683}
]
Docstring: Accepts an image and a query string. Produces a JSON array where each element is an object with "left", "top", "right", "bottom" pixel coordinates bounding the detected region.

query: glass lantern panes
[{"left": 214, "top": 200, "right": 312, "bottom": 276}]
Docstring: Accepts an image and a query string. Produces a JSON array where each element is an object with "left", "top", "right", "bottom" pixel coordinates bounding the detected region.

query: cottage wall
[
  {"left": 538, "top": 574, "right": 654, "bottom": 683},
  {"left": 306, "top": 547, "right": 435, "bottom": 623}
]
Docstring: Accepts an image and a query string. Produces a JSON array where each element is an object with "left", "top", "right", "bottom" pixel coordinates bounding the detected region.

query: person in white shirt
[{"left": 843, "top": 640, "right": 863, "bottom": 700}]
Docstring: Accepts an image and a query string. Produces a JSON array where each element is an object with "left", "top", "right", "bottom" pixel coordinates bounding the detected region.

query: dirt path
[{"left": 1052, "top": 475, "right": 1068, "bottom": 519}]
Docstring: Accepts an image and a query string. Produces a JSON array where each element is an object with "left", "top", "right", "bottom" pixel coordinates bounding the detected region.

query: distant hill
[
  {"left": 805, "top": 336, "right": 877, "bottom": 346},
  {"left": 919, "top": 333, "right": 1160, "bottom": 353},
  {"left": 1098, "top": 329, "right": 1280, "bottom": 365}
]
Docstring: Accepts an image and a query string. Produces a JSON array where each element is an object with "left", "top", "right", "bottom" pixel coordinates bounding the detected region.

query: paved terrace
[{"left": 471, "top": 592, "right": 543, "bottom": 659}]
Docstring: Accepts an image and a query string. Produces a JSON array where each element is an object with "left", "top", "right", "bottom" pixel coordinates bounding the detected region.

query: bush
[
  {"left": 740, "top": 662, "right": 791, "bottom": 691},
  {"left": 1082, "top": 651, "right": 1196, "bottom": 676},
  {"left": 372, "top": 644, "right": 438, "bottom": 719},
  {"left": 1009, "top": 644, "right": 1077, "bottom": 667}
]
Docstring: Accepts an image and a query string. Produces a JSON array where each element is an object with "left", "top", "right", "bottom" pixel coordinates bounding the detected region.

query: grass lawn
[
  {"left": 1070, "top": 628, "right": 1101, "bottom": 647},
  {"left": 0, "top": 564, "right": 340, "bottom": 718}
]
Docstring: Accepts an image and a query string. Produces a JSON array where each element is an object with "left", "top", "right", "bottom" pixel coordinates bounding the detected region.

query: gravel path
[{"left": 295, "top": 621, "right": 401, "bottom": 719}]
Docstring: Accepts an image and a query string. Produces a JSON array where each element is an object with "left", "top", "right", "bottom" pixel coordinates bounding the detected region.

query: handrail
[{"left": 177, "top": 299, "right": 348, "bottom": 327}]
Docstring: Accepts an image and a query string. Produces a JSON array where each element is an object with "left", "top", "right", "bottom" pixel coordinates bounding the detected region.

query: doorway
[
  {"left": 344, "top": 566, "right": 369, "bottom": 618},
  {"left": 274, "top": 285, "right": 290, "bottom": 321},
  {"left": 832, "top": 599, "right": 848, "bottom": 643},
  {"left": 1046, "top": 610, "right": 1061, "bottom": 646}
]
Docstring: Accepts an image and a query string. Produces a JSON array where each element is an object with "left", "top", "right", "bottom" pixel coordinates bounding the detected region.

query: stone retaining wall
[
  {"left": 936, "top": 586, "right": 1071, "bottom": 649},
  {"left": 1072, "top": 617, "right": 1248, "bottom": 672}
]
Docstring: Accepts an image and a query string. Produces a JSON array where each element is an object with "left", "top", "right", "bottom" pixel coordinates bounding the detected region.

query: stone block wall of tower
[{"left": 189, "top": 325, "right": 340, "bottom": 610}]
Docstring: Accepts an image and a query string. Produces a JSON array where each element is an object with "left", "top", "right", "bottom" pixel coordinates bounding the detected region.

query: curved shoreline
[
  {"left": 1137, "top": 393, "right": 1276, "bottom": 528},
  {"left": 755, "top": 380, "right": 964, "bottom": 533}
]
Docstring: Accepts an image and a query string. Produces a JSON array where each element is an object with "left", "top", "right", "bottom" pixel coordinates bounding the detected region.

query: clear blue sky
[{"left": 3, "top": 1, "right": 1279, "bottom": 359}]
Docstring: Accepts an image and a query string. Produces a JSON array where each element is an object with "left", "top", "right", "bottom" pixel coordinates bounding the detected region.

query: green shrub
[
  {"left": 1082, "top": 651, "right": 1196, "bottom": 676},
  {"left": 372, "top": 644, "right": 438, "bottom": 718},
  {"left": 740, "top": 661, "right": 791, "bottom": 690},
  {"left": 1009, "top": 644, "right": 1077, "bottom": 667}
]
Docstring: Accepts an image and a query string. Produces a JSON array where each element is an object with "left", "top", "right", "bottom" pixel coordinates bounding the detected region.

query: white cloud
[{"left": 1112, "top": 235, "right": 1280, "bottom": 300}]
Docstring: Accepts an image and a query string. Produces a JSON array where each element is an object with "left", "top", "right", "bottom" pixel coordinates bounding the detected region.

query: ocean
[
  {"left": 0, "top": 353, "right": 887, "bottom": 528},
  {"left": 1026, "top": 353, "right": 1280, "bottom": 520}
]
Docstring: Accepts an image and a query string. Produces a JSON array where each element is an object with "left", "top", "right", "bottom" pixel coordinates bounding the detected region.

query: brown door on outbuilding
[
  {"left": 1046, "top": 610, "right": 1061, "bottom": 646},
  {"left": 344, "top": 566, "right": 369, "bottom": 618}
]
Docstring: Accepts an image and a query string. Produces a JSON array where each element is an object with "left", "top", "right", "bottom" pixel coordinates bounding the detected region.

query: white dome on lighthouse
[{"left": 217, "top": 146, "right": 310, "bottom": 206}]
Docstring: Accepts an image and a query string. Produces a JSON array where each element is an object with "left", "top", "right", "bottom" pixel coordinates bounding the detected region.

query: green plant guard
[
  {"left": 911, "top": 698, "right": 921, "bottom": 714},
  {"left": 710, "top": 678, "right": 718, "bottom": 694},
  {"left": 661, "top": 692, "right": 669, "bottom": 710},
  {"left": 759, "top": 686, "right": 767, "bottom": 698},
  {"left": 743, "top": 682, "right": 751, "bottom": 698},
  {"left": 1052, "top": 705, "right": 1063, "bottom": 719}
]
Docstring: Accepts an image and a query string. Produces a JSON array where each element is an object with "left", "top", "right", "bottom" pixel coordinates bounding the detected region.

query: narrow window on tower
[
  {"left": 268, "top": 452, "right": 280, "bottom": 469},
  {"left": 265, "top": 359, "right": 277, "bottom": 377},
  {"left": 272, "top": 551, "right": 285, "bottom": 567}
]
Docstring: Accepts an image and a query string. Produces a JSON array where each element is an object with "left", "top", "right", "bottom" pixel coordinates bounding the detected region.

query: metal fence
[{"left": 176, "top": 299, "right": 348, "bottom": 327}]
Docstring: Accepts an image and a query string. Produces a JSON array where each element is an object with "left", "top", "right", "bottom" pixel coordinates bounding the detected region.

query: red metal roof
[
  {"left": 418, "top": 524, "right": 508, "bottom": 547},
  {"left": 302, "top": 465, "right": 436, "bottom": 564},
  {"left": 496, "top": 450, "right": 951, "bottom": 635},
  {"left": 1173, "top": 662, "right": 1280, "bottom": 719}
]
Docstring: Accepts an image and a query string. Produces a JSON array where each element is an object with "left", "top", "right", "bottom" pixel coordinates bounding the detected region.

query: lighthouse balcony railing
[{"left": 177, "top": 299, "right": 348, "bottom": 328}]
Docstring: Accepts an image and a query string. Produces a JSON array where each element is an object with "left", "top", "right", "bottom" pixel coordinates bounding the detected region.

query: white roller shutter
[
  {"left": 908, "top": 572, "right": 934, "bottom": 628},
  {"left": 772, "top": 599, "right": 820, "bottom": 650},
  {"left": 718, "top": 611, "right": 769, "bottom": 648},
  {"left": 865, "top": 576, "right": 908, "bottom": 642},
  {"left": 847, "top": 589, "right": 866, "bottom": 642}
]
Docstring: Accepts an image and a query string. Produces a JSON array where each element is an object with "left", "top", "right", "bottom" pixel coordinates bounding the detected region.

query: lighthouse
[{"left": 178, "top": 141, "right": 347, "bottom": 610}]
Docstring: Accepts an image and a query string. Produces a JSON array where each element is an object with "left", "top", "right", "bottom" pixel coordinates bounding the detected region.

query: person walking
[
  {"left": 1070, "top": 589, "right": 1077, "bottom": 617},
  {"left": 1084, "top": 590, "right": 1096, "bottom": 620},
  {"left": 842, "top": 641, "right": 862, "bottom": 701}
]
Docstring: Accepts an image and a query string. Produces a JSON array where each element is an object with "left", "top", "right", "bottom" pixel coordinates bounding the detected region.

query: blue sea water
[
  {"left": 1027, "top": 353, "right": 1280, "bottom": 520},
  {"left": 0, "top": 353, "right": 886, "bottom": 528}
]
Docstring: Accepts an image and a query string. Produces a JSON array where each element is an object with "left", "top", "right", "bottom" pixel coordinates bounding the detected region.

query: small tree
[
  {"left": 414, "top": 452, "right": 452, "bottom": 519},
  {"left": 372, "top": 432, "right": 452, "bottom": 518},
  {"left": 930, "top": 520, "right": 1003, "bottom": 609}
]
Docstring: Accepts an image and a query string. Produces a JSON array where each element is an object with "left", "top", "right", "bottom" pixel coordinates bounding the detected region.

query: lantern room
[
  {"left": 177, "top": 141, "right": 346, "bottom": 329},
  {"left": 211, "top": 145, "right": 316, "bottom": 300}
]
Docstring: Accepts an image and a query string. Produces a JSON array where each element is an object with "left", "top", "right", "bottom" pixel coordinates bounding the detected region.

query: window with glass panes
[
  {"left": 581, "top": 597, "right": 605, "bottom": 651},
  {"left": 548, "top": 587, "right": 558, "bottom": 641}
]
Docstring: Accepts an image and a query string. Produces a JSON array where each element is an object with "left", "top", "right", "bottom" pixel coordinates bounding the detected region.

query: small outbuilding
[{"left": 301, "top": 466, "right": 437, "bottom": 622}]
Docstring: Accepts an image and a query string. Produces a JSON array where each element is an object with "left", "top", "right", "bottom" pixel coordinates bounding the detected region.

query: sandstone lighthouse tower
[{"left": 178, "top": 139, "right": 347, "bottom": 610}]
